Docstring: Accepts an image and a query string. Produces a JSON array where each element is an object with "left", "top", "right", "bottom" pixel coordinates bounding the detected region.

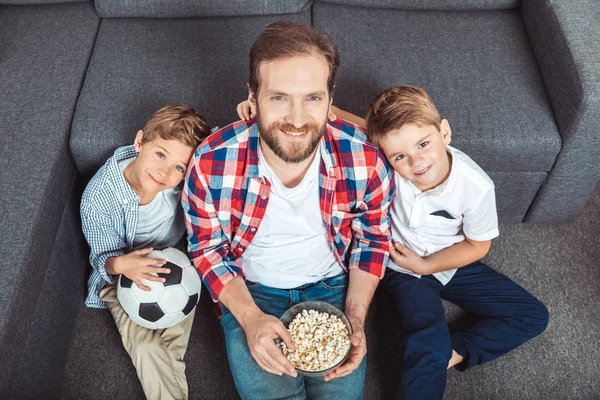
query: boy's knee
[{"left": 530, "top": 301, "right": 550, "bottom": 335}]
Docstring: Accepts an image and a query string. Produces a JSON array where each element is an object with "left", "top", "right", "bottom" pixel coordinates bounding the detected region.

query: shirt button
[
  {"left": 261, "top": 195, "right": 267, "bottom": 200},
  {"left": 250, "top": 227, "right": 256, "bottom": 232}
]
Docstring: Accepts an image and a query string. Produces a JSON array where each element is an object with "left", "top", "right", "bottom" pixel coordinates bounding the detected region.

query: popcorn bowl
[{"left": 278, "top": 300, "right": 353, "bottom": 377}]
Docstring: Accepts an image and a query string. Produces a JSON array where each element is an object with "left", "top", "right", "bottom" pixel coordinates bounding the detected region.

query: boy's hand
[
  {"left": 389, "top": 242, "right": 431, "bottom": 275},
  {"left": 237, "top": 100, "right": 256, "bottom": 121},
  {"left": 114, "top": 248, "right": 171, "bottom": 291}
]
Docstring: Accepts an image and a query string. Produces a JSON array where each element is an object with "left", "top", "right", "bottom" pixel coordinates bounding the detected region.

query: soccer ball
[{"left": 117, "top": 247, "right": 201, "bottom": 329}]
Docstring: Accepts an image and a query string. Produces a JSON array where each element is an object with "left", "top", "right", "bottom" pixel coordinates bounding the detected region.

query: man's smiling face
[{"left": 250, "top": 54, "right": 330, "bottom": 163}]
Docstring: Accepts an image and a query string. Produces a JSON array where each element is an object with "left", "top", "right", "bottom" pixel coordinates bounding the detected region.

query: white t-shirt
[
  {"left": 238, "top": 147, "right": 343, "bottom": 288},
  {"left": 119, "top": 158, "right": 185, "bottom": 250},
  {"left": 388, "top": 145, "right": 499, "bottom": 284}
]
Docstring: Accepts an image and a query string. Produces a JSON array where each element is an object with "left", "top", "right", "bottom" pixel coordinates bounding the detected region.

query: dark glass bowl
[{"left": 278, "top": 300, "right": 353, "bottom": 377}]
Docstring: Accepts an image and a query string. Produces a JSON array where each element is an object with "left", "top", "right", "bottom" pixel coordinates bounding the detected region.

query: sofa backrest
[
  {"left": 0, "top": 0, "right": 86, "bottom": 4},
  {"left": 94, "top": 0, "right": 313, "bottom": 18},
  {"left": 316, "top": 0, "right": 520, "bottom": 10}
]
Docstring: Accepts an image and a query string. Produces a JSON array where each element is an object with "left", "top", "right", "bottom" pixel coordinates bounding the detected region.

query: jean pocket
[
  {"left": 245, "top": 280, "right": 261, "bottom": 290},
  {"left": 318, "top": 273, "right": 348, "bottom": 291}
]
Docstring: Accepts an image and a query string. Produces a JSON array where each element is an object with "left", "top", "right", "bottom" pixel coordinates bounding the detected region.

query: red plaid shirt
[{"left": 183, "top": 119, "right": 395, "bottom": 302}]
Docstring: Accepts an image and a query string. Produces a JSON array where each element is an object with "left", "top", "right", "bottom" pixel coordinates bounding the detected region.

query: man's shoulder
[
  {"left": 194, "top": 120, "right": 253, "bottom": 159},
  {"left": 326, "top": 119, "right": 384, "bottom": 164}
]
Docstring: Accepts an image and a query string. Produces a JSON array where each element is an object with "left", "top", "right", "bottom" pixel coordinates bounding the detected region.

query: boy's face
[
  {"left": 131, "top": 130, "right": 194, "bottom": 194},
  {"left": 249, "top": 54, "right": 331, "bottom": 163},
  {"left": 379, "top": 120, "right": 452, "bottom": 192}
]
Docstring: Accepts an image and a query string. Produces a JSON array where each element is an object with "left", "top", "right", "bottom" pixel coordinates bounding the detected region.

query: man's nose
[{"left": 286, "top": 100, "right": 307, "bottom": 128}]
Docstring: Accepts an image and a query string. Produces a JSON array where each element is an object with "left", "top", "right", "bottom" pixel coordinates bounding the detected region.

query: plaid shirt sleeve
[
  {"left": 348, "top": 149, "right": 396, "bottom": 278},
  {"left": 183, "top": 158, "right": 245, "bottom": 302}
]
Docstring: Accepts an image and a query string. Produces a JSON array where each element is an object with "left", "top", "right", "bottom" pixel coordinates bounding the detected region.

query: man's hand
[
  {"left": 243, "top": 311, "right": 298, "bottom": 377},
  {"left": 107, "top": 248, "right": 170, "bottom": 291},
  {"left": 237, "top": 100, "right": 256, "bottom": 121},
  {"left": 324, "top": 314, "right": 366, "bottom": 382},
  {"left": 389, "top": 242, "right": 431, "bottom": 275}
]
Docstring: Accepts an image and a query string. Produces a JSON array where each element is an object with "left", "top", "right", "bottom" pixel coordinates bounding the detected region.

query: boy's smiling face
[
  {"left": 127, "top": 130, "right": 194, "bottom": 198},
  {"left": 380, "top": 120, "right": 452, "bottom": 192}
]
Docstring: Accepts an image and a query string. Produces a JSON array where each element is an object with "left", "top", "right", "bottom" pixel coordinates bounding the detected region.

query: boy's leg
[
  {"left": 441, "top": 261, "right": 549, "bottom": 371},
  {"left": 100, "top": 285, "right": 190, "bottom": 400},
  {"left": 220, "top": 281, "right": 306, "bottom": 400},
  {"left": 382, "top": 270, "right": 451, "bottom": 400}
]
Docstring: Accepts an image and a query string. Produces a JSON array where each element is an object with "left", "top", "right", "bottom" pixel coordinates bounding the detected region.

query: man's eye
[
  {"left": 156, "top": 152, "right": 165, "bottom": 159},
  {"left": 395, "top": 154, "right": 406, "bottom": 161},
  {"left": 272, "top": 96, "right": 284, "bottom": 101},
  {"left": 418, "top": 141, "right": 429, "bottom": 149},
  {"left": 308, "top": 96, "right": 322, "bottom": 101}
]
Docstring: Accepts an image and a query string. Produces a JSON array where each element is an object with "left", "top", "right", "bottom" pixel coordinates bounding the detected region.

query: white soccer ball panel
[
  {"left": 131, "top": 275, "right": 165, "bottom": 303},
  {"left": 158, "top": 285, "right": 190, "bottom": 314},
  {"left": 181, "top": 266, "right": 202, "bottom": 295},
  {"left": 154, "top": 312, "right": 187, "bottom": 330},
  {"left": 146, "top": 250, "right": 167, "bottom": 266},
  {"left": 117, "top": 286, "right": 141, "bottom": 317},
  {"left": 161, "top": 247, "right": 191, "bottom": 267}
]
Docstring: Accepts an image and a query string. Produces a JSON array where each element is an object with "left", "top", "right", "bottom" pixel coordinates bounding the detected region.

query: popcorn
[{"left": 280, "top": 309, "right": 351, "bottom": 371}]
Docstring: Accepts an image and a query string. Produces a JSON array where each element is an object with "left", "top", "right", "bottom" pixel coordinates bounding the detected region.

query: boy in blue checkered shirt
[{"left": 80, "top": 105, "right": 210, "bottom": 400}]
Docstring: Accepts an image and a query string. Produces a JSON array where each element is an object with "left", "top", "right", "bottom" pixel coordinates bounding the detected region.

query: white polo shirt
[
  {"left": 238, "top": 147, "right": 343, "bottom": 289},
  {"left": 388, "top": 145, "right": 499, "bottom": 284}
]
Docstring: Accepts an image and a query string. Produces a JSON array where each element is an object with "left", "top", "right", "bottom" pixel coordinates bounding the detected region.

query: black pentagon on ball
[
  {"left": 120, "top": 274, "right": 134, "bottom": 288},
  {"left": 139, "top": 302, "right": 164, "bottom": 322},
  {"left": 182, "top": 293, "right": 199, "bottom": 316},
  {"left": 158, "top": 261, "right": 182, "bottom": 286}
]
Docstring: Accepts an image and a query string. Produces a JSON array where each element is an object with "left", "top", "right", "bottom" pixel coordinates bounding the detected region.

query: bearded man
[{"left": 183, "top": 20, "right": 394, "bottom": 400}]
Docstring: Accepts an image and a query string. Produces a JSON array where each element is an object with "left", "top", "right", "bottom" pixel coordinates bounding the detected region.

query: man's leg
[
  {"left": 100, "top": 285, "right": 189, "bottom": 400},
  {"left": 441, "top": 261, "right": 549, "bottom": 371},
  {"left": 302, "top": 273, "right": 366, "bottom": 400},
  {"left": 220, "top": 281, "right": 306, "bottom": 400},
  {"left": 382, "top": 270, "right": 451, "bottom": 400}
]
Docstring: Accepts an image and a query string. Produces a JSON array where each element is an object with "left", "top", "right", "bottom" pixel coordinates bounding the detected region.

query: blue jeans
[
  {"left": 220, "top": 273, "right": 366, "bottom": 400},
  {"left": 383, "top": 261, "right": 549, "bottom": 400}
]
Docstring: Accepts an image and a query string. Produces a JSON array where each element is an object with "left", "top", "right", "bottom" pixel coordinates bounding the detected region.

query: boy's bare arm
[
  {"left": 390, "top": 238, "right": 491, "bottom": 276},
  {"left": 330, "top": 105, "right": 366, "bottom": 128}
]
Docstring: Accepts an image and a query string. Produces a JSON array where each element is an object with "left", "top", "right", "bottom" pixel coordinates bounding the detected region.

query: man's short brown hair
[
  {"left": 248, "top": 20, "right": 340, "bottom": 96},
  {"left": 366, "top": 86, "right": 442, "bottom": 147},
  {"left": 142, "top": 104, "right": 210, "bottom": 149}
]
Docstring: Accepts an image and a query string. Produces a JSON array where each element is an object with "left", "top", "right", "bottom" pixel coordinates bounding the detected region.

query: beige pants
[{"left": 100, "top": 285, "right": 195, "bottom": 400}]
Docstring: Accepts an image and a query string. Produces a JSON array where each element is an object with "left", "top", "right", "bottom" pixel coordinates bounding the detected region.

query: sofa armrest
[{"left": 521, "top": 0, "right": 600, "bottom": 223}]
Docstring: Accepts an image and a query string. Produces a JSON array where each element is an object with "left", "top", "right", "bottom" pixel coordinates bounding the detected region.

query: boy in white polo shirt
[{"left": 363, "top": 85, "right": 549, "bottom": 399}]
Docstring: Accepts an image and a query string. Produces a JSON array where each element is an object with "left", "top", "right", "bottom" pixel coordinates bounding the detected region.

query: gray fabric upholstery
[
  {"left": 488, "top": 172, "right": 547, "bottom": 222},
  {"left": 0, "top": 2, "right": 98, "bottom": 395},
  {"left": 521, "top": 0, "right": 600, "bottom": 223},
  {"left": 94, "top": 0, "right": 311, "bottom": 18},
  {"left": 318, "top": 0, "right": 520, "bottom": 10},
  {"left": 0, "top": 0, "right": 84, "bottom": 4},
  {"left": 314, "top": 3, "right": 561, "bottom": 174},
  {"left": 70, "top": 11, "right": 311, "bottom": 176}
]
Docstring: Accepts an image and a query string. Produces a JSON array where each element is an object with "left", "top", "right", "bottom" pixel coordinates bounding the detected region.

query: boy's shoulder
[
  {"left": 449, "top": 146, "right": 495, "bottom": 195},
  {"left": 81, "top": 145, "right": 138, "bottom": 214}
]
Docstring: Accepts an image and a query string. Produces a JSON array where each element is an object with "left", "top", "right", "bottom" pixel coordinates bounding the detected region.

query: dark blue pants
[{"left": 383, "top": 261, "right": 549, "bottom": 400}]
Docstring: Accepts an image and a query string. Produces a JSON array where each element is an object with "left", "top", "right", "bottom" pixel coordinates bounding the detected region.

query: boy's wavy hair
[
  {"left": 366, "top": 86, "right": 442, "bottom": 147},
  {"left": 248, "top": 20, "right": 340, "bottom": 97},
  {"left": 142, "top": 105, "right": 211, "bottom": 149}
]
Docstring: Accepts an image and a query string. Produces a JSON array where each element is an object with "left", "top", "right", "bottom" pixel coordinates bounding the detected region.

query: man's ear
[
  {"left": 134, "top": 130, "right": 144, "bottom": 152},
  {"left": 440, "top": 119, "right": 452, "bottom": 145}
]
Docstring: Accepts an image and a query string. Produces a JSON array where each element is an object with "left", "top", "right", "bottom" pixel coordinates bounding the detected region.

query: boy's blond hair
[
  {"left": 366, "top": 86, "right": 441, "bottom": 147},
  {"left": 142, "top": 105, "right": 210, "bottom": 149}
]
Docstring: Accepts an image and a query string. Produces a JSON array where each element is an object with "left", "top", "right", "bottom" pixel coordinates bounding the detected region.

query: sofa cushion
[
  {"left": 71, "top": 11, "right": 311, "bottom": 176},
  {"left": 0, "top": 0, "right": 85, "bottom": 4},
  {"left": 317, "top": 0, "right": 519, "bottom": 10},
  {"left": 0, "top": 1, "right": 99, "bottom": 393},
  {"left": 94, "top": 0, "right": 312, "bottom": 18}
]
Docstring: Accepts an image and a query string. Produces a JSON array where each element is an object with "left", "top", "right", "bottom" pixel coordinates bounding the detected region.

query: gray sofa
[{"left": 1, "top": 0, "right": 599, "bottom": 399}]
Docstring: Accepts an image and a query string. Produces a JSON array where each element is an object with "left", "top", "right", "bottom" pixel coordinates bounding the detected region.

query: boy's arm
[
  {"left": 391, "top": 238, "right": 491, "bottom": 276},
  {"left": 330, "top": 105, "right": 366, "bottom": 129}
]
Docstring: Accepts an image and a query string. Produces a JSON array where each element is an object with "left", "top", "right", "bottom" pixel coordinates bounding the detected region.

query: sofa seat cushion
[{"left": 71, "top": 10, "right": 311, "bottom": 176}]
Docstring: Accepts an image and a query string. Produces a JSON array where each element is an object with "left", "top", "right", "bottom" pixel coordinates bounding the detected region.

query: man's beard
[{"left": 256, "top": 107, "right": 326, "bottom": 164}]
